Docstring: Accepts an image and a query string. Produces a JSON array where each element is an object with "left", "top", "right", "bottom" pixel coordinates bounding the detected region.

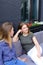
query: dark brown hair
[{"left": 0, "top": 26, "right": 4, "bottom": 40}]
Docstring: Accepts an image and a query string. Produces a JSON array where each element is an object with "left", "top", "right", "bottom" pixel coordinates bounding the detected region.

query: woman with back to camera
[
  {"left": 14, "top": 22, "right": 43, "bottom": 65},
  {"left": 0, "top": 22, "right": 26, "bottom": 65}
]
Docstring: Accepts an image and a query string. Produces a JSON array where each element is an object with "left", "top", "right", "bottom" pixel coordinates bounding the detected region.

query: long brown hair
[
  {"left": 2, "top": 22, "right": 13, "bottom": 47},
  {"left": 0, "top": 26, "right": 4, "bottom": 40}
]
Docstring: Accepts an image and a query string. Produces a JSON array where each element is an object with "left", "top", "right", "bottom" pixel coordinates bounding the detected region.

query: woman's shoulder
[
  {"left": 28, "top": 32, "right": 34, "bottom": 37},
  {"left": 0, "top": 40, "right": 5, "bottom": 47},
  {"left": 30, "top": 32, "right": 33, "bottom": 34},
  {"left": 29, "top": 32, "right": 33, "bottom": 35}
]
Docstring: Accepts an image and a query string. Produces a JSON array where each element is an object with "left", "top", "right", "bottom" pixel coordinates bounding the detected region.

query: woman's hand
[
  {"left": 18, "top": 57, "right": 27, "bottom": 62},
  {"left": 37, "top": 46, "right": 42, "bottom": 58},
  {"left": 17, "top": 29, "right": 22, "bottom": 34},
  {"left": 21, "top": 58, "right": 27, "bottom": 62},
  {"left": 37, "top": 52, "right": 41, "bottom": 58}
]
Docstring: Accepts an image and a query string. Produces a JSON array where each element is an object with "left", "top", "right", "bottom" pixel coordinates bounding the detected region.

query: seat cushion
[
  {"left": 34, "top": 31, "right": 43, "bottom": 56},
  {"left": 14, "top": 40, "right": 22, "bottom": 57},
  {"left": 34, "top": 31, "right": 43, "bottom": 44}
]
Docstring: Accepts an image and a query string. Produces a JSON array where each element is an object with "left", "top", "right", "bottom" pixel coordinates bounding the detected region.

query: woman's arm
[
  {"left": 32, "top": 36, "right": 41, "bottom": 58},
  {"left": 0, "top": 47, "right": 4, "bottom": 65},
  {"left": 13, "top": 30, "right": 22, "bottom": 42}
]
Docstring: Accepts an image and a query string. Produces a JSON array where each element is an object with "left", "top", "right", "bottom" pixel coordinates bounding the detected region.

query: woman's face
[
  {"left": 21, "top": 24, "right": 29, "bottom": 34},
  {"left": 10, "top": 27, "right": 14, "bottom": 37}
]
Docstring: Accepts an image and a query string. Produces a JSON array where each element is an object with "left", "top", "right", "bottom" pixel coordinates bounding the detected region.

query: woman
[
  {"left": 14, "top": 22, "right": 41, "bottom": 56},
  {"left": 14, "top": 22, "right": 43, "bottom": 65},
  {"left": 0, "top": 22, "right": 26, "bottom": 65}
]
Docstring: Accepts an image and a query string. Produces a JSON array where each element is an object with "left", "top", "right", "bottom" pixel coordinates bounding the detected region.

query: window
[{"left": 21, "top": 0, "right": 39, "bottom": 22}]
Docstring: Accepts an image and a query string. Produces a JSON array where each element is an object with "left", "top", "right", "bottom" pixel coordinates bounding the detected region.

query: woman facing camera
[
  {"left": 0, "top": 22, "right": 26, "bottom": 65},
  {"left": 18, "top": 22, "right": 34, "bottom": 53},
  {"left": 14, "top": 22, "right": 41, "bottom": 56},
  {"left": 14, "top": 22, "right": 43, "bottom": 65}
]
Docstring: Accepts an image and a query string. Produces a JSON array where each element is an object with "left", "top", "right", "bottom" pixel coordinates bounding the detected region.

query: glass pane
[{"left": 21, "top": 0, "right": 39, "bottom": 22}]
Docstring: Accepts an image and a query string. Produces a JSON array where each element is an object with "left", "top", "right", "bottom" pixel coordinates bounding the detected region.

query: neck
[{"left": 23, "top": 33, "right": 29, "bottom": 36}]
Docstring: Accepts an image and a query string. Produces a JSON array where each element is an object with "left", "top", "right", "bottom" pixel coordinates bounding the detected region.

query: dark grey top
[{"left": 19, "top": 32, "right": 34, "bottom": 53}]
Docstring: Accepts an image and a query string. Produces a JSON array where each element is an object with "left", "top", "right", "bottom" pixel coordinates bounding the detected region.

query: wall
[
  {"left": 39, "top": 0, "right": 43, "bottom": 21},
  {"left": 0, "top": 0, "right": 21, "bottom": 32}
]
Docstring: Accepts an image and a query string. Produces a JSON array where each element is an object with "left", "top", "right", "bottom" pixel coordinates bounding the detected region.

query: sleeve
[{"left": 0, "top": 47, "right": 4, "bottom": 65}]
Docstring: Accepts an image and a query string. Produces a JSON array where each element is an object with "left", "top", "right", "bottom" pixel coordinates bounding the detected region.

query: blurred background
[{"left": 0, "top": 0, "right": 43, "bottom": 32}]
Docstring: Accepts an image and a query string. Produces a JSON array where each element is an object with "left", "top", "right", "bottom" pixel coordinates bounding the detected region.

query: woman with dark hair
[
  {"left": 14, "top": 22, "right": 41, "bottom": 54},
  {"left": 0, "top": 22, "right": 26, "bottom": 65},
  {"left": 14, "top": 22, "right": 43, "bottom": 65}
]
